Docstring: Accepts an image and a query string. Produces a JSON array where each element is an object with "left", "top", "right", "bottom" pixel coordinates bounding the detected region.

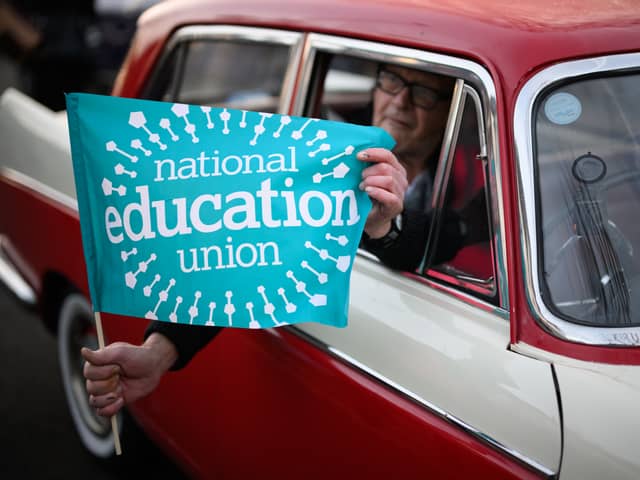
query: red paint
[
  {"left": 4, "top": 0, "right": 640, "bottom": 476},
  {"left": 106, "top": 313, "right": 543, "bottom": 479},
  {"left": 0, "top": 179, "right": 543, "bottom": 476},
  {"left": 0, "top": 176, "right": 88, "bottom": 297}
]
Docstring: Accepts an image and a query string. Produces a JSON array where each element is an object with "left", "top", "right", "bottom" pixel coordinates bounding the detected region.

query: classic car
[{"left": 1, "top": 0, "right": 640, "bottom": 478}]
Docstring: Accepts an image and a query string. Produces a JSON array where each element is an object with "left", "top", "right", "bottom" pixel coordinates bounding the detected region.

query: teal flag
[{"left": 66, "top": 93, "right": 394, "bottom": 328}]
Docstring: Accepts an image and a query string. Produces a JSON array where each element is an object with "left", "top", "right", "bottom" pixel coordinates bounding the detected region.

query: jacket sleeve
[
  {"left": 361, "top": 208, "right": 465, "bottom": 272},
  {"left": 144, "top": 321, "right": 223, "bottom": 371}
]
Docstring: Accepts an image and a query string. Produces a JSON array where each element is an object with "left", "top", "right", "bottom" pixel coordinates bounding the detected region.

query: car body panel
[
  {"left": 556, "top": 361, "right": 640, "bottom": 479},
  {"left": 104, "top": 312, "right": 547, "bottom": 479},
  {"left": 1, "top": 0, "right": 640, "bottom": 478},
  {"left": 0, "top": 89, "right": 75, "bottom": 200},
  {"left": 0, "top": 170, "right": 85, "bottom": 297},
  {"left": 118, "top": 0, "right": 640, "bottom": 98},
  {"left": 298, "top": 256, "right": 561, "bottom": 471},
  {"left": 0, "top": 72, "right": 559, "bottom": 478}
]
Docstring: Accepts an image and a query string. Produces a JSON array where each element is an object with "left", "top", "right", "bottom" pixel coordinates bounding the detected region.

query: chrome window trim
[
  {"left": 294, "top": 33, "right": 509, "bottom": 309},
  {"left": 514, "top": 52, "right": 640, "bottom": 346},
  {"left": 356, "top": 249, "right": 507, "bottom": 316},
  {"left": 281, "top": 325, "right": 555, "bottom": 478},
  {"left": 422, "top": 79, "right": 466, "bottom": 264},
  {"left": 0, "top": 167, "right": 78, "bottom": 212},
  {"left": 145, "top": 25, "right": 305, "bottom": 114},
  {"left": 424, "top": 83, "right": 497, "bottom": 298},
  {"left": 464, "top": 85, "right": 488, "bottom": 159},
  {"left": 0, "top": 235, "right": 36, "bottom": 307}
]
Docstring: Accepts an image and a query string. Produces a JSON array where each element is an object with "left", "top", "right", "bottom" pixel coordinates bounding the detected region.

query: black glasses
[{"left": 376, "top": 69, "right": 451, "bottom": 110}]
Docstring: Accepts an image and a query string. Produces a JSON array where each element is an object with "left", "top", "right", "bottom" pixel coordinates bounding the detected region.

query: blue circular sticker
[{"left": 544, "top": 92, "right": 582, "bottom": 125}]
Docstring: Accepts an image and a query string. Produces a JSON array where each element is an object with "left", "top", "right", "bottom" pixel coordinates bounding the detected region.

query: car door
[
  {"left": 121, "top": 26, "right": 562, "bottom": 479},
  {"left": 289, "top": 34, "right": 563, "bottom": 478}
]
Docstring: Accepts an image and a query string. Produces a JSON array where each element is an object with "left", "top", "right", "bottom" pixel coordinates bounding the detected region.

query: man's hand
[
  {"left": 81, "top": 333, "right": 178, "bottom": 417},
  {"left": 358, "top": 148, "right": 408, "bottom": 238}
]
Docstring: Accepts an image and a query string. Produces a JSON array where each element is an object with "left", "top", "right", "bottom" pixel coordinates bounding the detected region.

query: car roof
[{"left": 138, "top": 0, "right": 639, "bottom": 95}]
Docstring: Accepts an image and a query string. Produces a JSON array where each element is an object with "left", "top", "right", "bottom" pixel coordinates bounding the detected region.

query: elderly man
[{"left": 81, "top": 64, "right": 461, "bottom": 417}]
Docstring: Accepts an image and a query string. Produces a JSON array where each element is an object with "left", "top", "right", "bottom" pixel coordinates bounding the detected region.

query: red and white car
[{"left": 1, "top": 0, "right": 640, "bottom": 478}]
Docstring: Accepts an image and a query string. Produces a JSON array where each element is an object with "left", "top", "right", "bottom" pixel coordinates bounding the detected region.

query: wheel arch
[{"left": 40, "top": 271, "right": 86, "bottom": 334}]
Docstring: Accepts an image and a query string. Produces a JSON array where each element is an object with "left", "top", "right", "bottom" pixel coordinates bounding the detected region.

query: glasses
[{"left": 376, "top": 69, "right": 451, "bottom": 110}]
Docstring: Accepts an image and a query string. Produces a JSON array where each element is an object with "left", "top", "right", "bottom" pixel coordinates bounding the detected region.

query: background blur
[
  {"left": 0, "top": 2, "right": 190, "bottom": 478},
  {"left": 0, "top": 0, "right": 161, "bottom": 110}
]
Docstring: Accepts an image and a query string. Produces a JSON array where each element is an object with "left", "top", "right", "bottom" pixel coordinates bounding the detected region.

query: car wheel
[{"left": 57, "top": 292, "right": 122, "bottom": 458}]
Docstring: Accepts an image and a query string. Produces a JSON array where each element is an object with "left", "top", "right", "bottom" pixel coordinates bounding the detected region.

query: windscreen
[{"left": 535, "top": 73, "right": 640, "bottom": 327}]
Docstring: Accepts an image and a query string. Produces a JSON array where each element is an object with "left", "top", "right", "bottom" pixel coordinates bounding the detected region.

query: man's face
[{"left": 372, "top": 66, "right": 453, "bottom": 164}]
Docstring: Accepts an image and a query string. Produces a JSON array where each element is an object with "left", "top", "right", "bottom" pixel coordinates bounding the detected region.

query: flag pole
[{"left": 94, "top": 311, "right": 122, "bottom": 455}]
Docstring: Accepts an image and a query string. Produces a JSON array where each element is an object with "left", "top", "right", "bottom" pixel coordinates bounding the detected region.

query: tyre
[{"left": 57, "top": 292, "right": 122, "bottom": 458}]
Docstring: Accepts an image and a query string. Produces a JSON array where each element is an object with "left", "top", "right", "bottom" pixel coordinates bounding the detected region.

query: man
[
  {"left": 361, "top": 64, "right": 463, "bottom": 270},
  {"left": 373, "top": 65, "right": 453, "bottom": 190},
  {"left": 82, "top": 64, "right": 459, "bottom": 417}
]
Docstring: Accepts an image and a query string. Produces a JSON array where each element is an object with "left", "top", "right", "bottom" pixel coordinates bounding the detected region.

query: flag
[{"left": 66, "top": 93, "right": 394, "bottom": 328}]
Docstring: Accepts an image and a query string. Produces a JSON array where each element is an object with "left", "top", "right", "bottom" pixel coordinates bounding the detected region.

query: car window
[
  {"left": 142, "top": 28, "right": 298, "bottom": 113},
  {"left": 535, "top": 72, "right": 640, "bottom": 327},
  {"left": 426, "top": 94, "right": 496, "bottom": 298},
  {"left": 313, "top": 55, "right": 376, "bottom": 124},
  {"left": 175, "top": 40, "right": 289, "bottom": 111},
  {"left": 308, "top": 53, "right": 496, "bottom": 301}
]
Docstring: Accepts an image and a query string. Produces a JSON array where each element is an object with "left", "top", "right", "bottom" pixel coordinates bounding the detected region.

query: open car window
[
  {"left": 307, "top": 52, "right": 497, "bottom": 303},
  {"left": 313, "top": 56, "right": 377, "bottom": 124}
]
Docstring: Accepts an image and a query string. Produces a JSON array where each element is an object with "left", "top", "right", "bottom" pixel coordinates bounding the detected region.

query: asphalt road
[{"left": 0, "top": 285, "right": 187, "bottom": 479}]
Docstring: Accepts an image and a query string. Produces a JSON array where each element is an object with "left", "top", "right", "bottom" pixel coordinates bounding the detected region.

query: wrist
[
  {"left": 365, "top": 222, "right": 392, "bottom": 240},
  {"left": 363, "top": 215, "right": 402, "bottom": 249},
  {"left": 144, "top": 332, "right": 179, "bottom": 373}
]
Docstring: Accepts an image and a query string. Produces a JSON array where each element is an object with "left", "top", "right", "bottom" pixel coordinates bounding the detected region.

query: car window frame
[
  {"left": 421, "top": 82, "right": 496, "bottom": 298},
  {"left": 515, "top": 52, "right": 640, "bottom": 347},
  {"left": 293, "top": 33, "right": 508, "bottom": 313},
  {"left": 140, "top": 25, "right": 305, "bottom": 113}
]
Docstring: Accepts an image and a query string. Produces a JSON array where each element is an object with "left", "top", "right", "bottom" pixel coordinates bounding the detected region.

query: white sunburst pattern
[
  {"left": 129, "top": 111, "right": 167, "bottom": 150},
  {"left": 249, "top": 113, "right": 273, "bottom": 146},
  {"left": 220, "top": 108, "right": 231, "bottom": 134},
  {"left": 104, "top": 104, "right": 176, "bottom": 324},
  {"left": 114, "top": 163, "right": 137, "bottom": 179},
  {"left": 205, "top": 301, "right": 217, "bottom": 326},
  {"left": 159, "top": 118, "right": 180, "bottom": 141},
  {"left": 105, "top": 140, "right": 138, "bottom": 163},
  {"left": 97, "top": 100, "right": 364, "bottom": 328},
  {"left": 120, "top": 247, "right": 138, "bottom": 262},
  {"left": 239, "top": 110, "right": 248, "bottom": 128},
  {"left": 224, "top": 290, "right": 236, "bottom": 326},
  {"left": 273, "top": 115, "right": 291, "bottom": 138},
  {"left": 130, "top": 139, "right": 151, "bottom": 157},
  {"left": 201, "top": 106, "right": 215, "bottom": 129},
  {"left": 101, "top": 177, "right": 127, "bottom": 196},
  {"left": 171, "top": 103, "right": 199, "bottom": 143},
  {"left": 145, "top": 278, "right": 176, "bottom": 320},
  {"left": 188, "top": 291, "right": 202, "bottom": 324}
]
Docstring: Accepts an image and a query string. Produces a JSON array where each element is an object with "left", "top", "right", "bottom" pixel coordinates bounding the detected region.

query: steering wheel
[
  {"left": 544, "top": 161, "right": 639, "bottom": 264},
  {"left": 541, "top": 159, "right": 640, "bottom": 325}
]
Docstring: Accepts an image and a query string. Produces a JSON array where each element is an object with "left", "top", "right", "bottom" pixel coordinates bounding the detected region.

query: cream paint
[
  {"left": 553, "top": 363, "right": 640, "bottom": 479},
  {"left": 513, "top": 342, "right": 640, "bottom": 479},
  {"left": 297, "top": 255, "right": 562, "bottom": 474},
  {"left": 0, "top": 88, "right": 76, "bottom": 199}
]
